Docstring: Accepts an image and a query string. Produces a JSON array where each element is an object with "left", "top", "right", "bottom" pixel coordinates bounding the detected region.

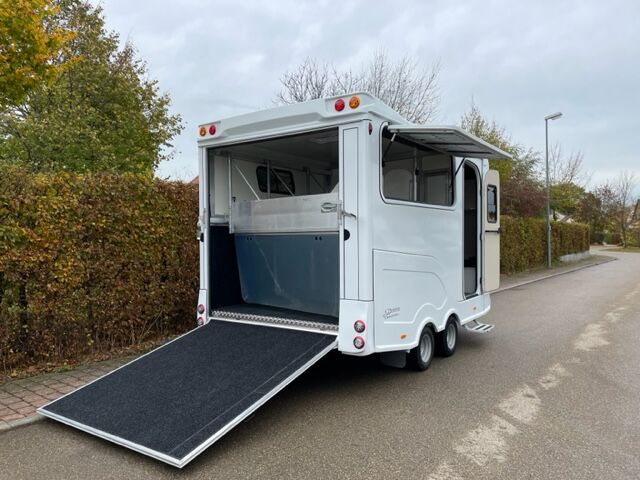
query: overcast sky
[{"left": 96, "top": 0, "right": 639, "bottom": 188}]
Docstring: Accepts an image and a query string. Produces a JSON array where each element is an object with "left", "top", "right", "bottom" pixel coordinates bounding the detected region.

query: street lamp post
[{"left": 544, "top": 112, "right": 563, "bottom": 268}]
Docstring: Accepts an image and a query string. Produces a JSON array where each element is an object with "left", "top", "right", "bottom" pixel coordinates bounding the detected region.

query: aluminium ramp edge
[{"left": 38, "top": 320, "right": 337, "bottom": 468}]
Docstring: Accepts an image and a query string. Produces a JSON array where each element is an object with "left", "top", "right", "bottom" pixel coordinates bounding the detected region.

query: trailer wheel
[
  {"left": 436, "top": 318, "right": 457, "bottom": 357},
  {"left": 407, "top": 326, "right": 434, "bottom": 371}
]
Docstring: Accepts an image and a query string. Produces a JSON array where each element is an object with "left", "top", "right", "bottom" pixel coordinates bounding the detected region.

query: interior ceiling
[{"left": 226, "top": 129, "right": 339, "bottom": 169}]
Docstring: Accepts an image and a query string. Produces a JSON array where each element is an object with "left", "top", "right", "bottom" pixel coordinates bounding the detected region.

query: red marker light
[
  {"left": 197, "top": 316, "right": 205, "bottom": 326},
  {"left": 197, "top": 304, "right": 205, "bottom": 314},
  {"left": 209, "top": 124, "right": 216, "bottom": 135},
  {"left": 353, "top": 336, "right": 365, "bottom": 349},
  {"left": 334, "top": 99, "right": 345, "bottom": 112},
  {"left": 354, "top": 320, "right": 366, "bottom": 333}
]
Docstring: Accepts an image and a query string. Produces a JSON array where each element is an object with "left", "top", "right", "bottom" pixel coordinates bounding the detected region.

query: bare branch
[
  {"left": 275, "top": 51, "right": 441, "bottom": 123},
  {"left": 549, "top": 143, "right": 590, "bottom": 187}
]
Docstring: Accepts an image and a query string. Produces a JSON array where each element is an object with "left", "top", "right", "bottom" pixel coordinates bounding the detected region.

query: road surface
[{"left": 1, "top": 251, "right": 639, "bottom": 480}]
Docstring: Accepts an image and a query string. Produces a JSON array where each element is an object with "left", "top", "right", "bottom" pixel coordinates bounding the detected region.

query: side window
[
  {"left": 487, "top": 185, "right": 497, "bottom": 223},
  {"left": 256, "top": 166, "right": 295, "bottom": 195},
  {"left": 419, "top": 165, "right": 453, "bottom": 206},
  {"left": 382, "top": 129, "right": 454, "bottom": 206}
]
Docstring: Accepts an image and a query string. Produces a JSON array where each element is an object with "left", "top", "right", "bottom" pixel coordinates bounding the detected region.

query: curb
[
  {"left": 0, "top": 413, "right": 42, "bottom": 433},
  {"left": 495, "top": 256, "right": 616, "bottom": 293}
]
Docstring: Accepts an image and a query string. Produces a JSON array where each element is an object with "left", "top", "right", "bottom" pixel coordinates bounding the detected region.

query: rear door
[
  {"left": 483, "top": 169, "right": 500, "bottom": 291},
  {"left": 340, "top": 126, "right": 359, "bottom": 299},
  {"left": 39, "top": 321, "right": 336, "bottom": 468}
]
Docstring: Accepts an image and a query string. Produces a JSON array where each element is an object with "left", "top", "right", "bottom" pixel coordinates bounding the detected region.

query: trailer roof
[{"left": 197, "top": 93, "right": 511, "bottom": 160}]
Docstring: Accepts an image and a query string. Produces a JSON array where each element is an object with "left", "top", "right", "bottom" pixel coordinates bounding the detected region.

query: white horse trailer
[{"left": 39, "top": 93, "right": 510, "bottom": 468}]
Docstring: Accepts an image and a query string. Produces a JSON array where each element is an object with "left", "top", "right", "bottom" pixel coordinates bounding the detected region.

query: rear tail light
[
  {"left": 334, "top": 98, "right": 345, "bottom": 112},
  {"left": 197, "top": 304, "right": 206, "bottom": 314},
  {"left": 354, "top": 320, "right": 366, "bottom": 333},
  {"left": 353, "top": 336, "right": 365, "bottom": 349},
  {"left": 197, "top": 316, "right": 205, "bottom": 326}
]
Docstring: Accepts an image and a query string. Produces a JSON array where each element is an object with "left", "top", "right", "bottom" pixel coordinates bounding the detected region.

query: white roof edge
[
  {"left": 197, "top": 92, "right": 406, "bottom": 145},
  {"left": 387, "top": 124, "right": 513, "bottom": 160}
]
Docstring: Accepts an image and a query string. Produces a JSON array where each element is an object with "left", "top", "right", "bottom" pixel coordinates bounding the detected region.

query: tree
[
  {"left": 548, "top": 144, "right": 590, "bottom": 187},
  {"left": 277, "top": 52, "right": 441, "bottom": 123},
  {"left": 0, "top": 0, "right": 73, "bottom": 107},
  {"left": 610, "top": 170, "right": 638, "bottom": 247},
  {"left": 460, "top": 102, "right": 545, "bottom": 217},
  {"left": 0, "top": 0, "right": 183, "bottom": 175},
  {"left": 546, "top": 144, "right": 592, "bottom": 220}
]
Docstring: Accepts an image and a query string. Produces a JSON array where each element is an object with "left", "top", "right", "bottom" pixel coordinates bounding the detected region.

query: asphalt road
[{"left": 2, "top": 251, "right": 639, "bottom": 480}]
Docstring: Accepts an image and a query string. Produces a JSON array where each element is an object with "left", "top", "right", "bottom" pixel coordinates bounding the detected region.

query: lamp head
[{"left": 545, "top": 112, "right": 563, "bottom": 121}]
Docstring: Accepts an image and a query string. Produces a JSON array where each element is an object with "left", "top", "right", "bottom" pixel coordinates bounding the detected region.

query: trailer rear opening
[{"left": 206, "top": 128, "right": 340, "bottom": 326}]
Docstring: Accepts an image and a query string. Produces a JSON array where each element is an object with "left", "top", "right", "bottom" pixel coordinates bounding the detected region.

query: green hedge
[
  {"left": 0, "top": 168, "right": 199, "bottom": 372},
  {"left": 0, "top": 167, "right": 590, "bottom": 372},
  {"left": 501, "top": 216, "right": 590, "bottom": 274}
]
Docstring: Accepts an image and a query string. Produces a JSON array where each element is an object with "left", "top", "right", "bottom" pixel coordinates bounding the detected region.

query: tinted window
[
  {"left": 256, "top": 166, "right": 295, "bottom": 195},
  {"left": 487, "top": 184, "right": 497, "bottom": 223}
]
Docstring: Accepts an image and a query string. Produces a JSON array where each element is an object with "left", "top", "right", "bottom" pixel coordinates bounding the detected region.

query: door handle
[{"left": 321, "top": 202, "right": 338, "bottom": 213}]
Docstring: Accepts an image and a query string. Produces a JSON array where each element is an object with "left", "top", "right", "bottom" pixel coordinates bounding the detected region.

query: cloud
[{"left": 95, "top": 0, "right": 640, "bottom": 184}]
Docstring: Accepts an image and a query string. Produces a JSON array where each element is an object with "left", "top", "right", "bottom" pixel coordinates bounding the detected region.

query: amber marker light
[{"left": 349, "top": 96, "right": 360, "bottom": 109}]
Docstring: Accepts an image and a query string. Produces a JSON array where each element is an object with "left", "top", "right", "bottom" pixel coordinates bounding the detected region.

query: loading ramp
[{"left": 38, "top": 320, "right": 337, "bottom": 468}]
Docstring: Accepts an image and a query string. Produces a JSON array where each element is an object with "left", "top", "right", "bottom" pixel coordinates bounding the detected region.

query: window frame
[
  {"left": 378, "top": 125, "right": 456, "bottom": 210},
  {"left": 486, "top": 184, "right": 498, "bottom": 223}
]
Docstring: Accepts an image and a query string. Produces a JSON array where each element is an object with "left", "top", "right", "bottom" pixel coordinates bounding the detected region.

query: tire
[
  {"left": 407, "top": 326, "right": 435, "bottom": 371},
  {"left": 436, "top": 318, "right": 458, "bottom": 357}
]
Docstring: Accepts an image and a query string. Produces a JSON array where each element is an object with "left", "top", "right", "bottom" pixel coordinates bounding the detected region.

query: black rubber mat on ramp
[{"left": 38, "top": 321, "right": 336, "bottom": 467}]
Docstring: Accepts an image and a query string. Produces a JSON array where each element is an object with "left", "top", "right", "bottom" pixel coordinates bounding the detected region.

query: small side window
[
  {"left": 487, "top": 185, "right": 497, "bottom": 223},
  {"left": 256, "top": 166, "right": 295, "bottom": 195}
]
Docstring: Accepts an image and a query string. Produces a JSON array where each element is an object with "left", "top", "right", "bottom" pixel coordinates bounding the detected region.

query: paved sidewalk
[
  {"left": 0, "top": 356, "right": 136, "bottom": 431},
  {"left": 497, "top": 253, "right": 614, "bottom": 292},
  {"left": 0, "top": 251, "right": 614, "bottom": 433}
]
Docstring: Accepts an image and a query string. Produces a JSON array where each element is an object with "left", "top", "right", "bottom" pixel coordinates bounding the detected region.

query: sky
[{"left": 95, "top": 0, "right": 640, "bottom": 188}]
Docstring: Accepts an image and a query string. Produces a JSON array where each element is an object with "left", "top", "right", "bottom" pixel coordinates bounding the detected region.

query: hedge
[
  {"left": 0, "top": 168, "right": 199, "bottom": 372},
  {"left": 501, "top": 216, "right": 590, "bottom": 274},
  {"left": 0, "top": 168, "right": 590, "bottom": 372}
]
